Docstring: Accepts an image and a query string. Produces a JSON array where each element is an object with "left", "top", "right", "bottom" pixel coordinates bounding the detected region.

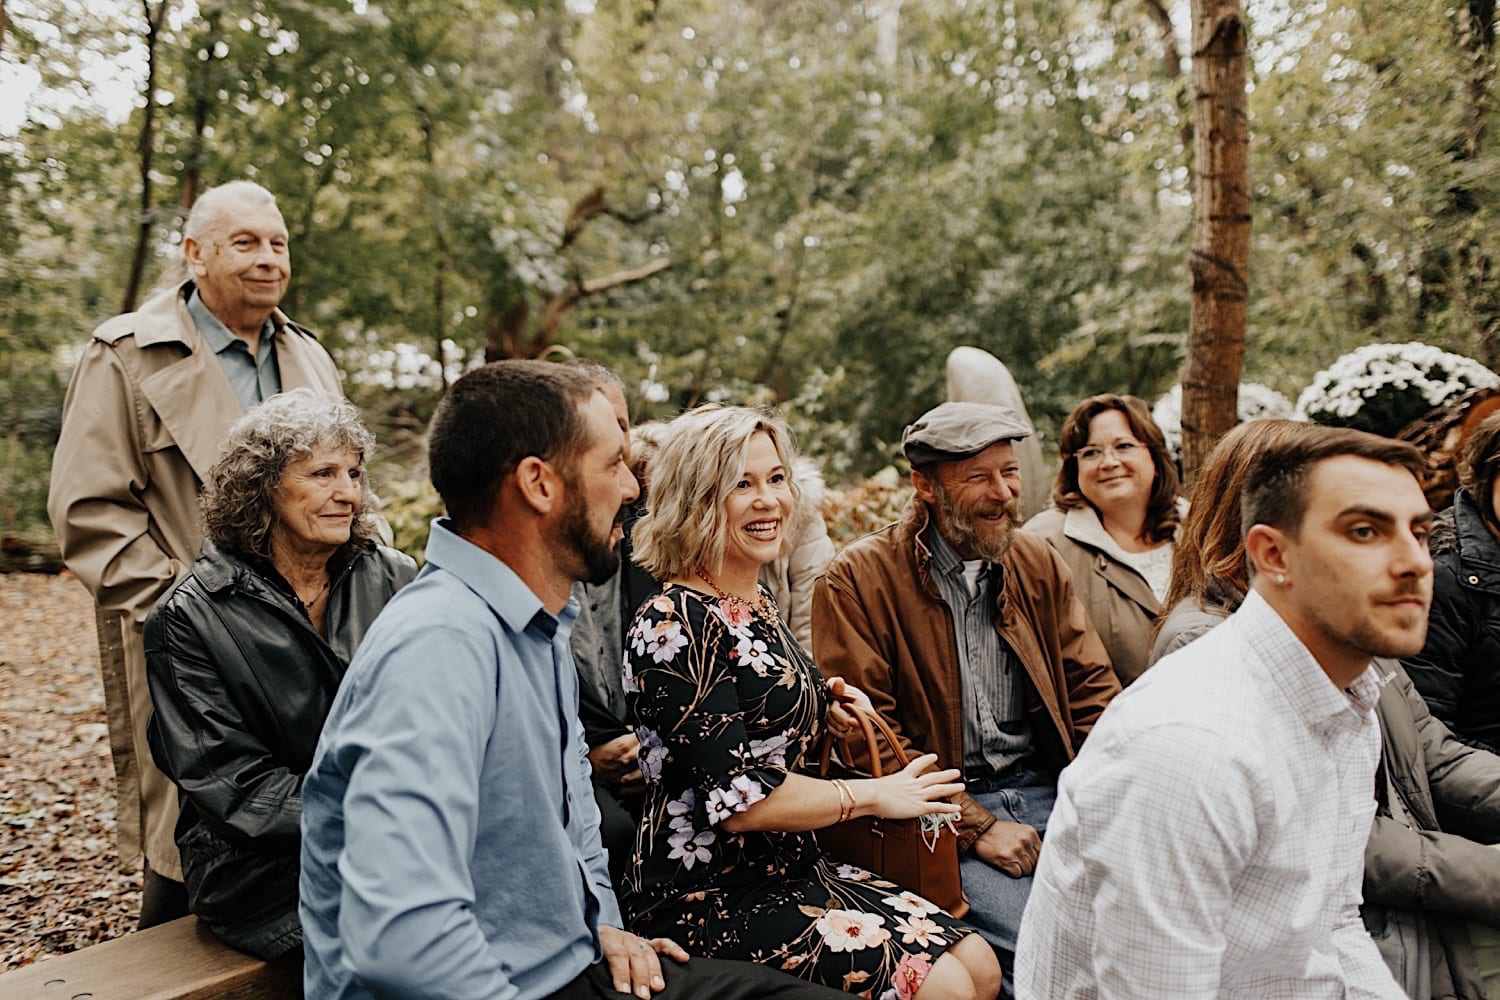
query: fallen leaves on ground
[{"left": 0, "top": 572, "right": 138, "bottom": 970}]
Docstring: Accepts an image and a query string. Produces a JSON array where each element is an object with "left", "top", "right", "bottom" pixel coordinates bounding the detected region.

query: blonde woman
[{"left": 621, "top": 405, "right": 999, "bottom": 1000}]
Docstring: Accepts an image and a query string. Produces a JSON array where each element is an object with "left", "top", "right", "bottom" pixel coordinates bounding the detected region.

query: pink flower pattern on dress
[{"left": 891, "top": 952, "right": 933, "bottom": 1000}]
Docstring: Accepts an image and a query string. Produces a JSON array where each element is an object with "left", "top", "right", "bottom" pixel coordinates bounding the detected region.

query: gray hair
[
  {"left": 201, "top": 388, "right": 380, "bottom": 559},
  {"left": 632, "top": 404, "right": 801, "bottom": 580},
  {"left": 184, "top": 180, "right": 280, "bottom": 244}
]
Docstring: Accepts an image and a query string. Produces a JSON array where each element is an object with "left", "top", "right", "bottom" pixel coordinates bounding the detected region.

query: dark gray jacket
[{"left": 145, "top": 539, "right": 415, "bottom": 958}]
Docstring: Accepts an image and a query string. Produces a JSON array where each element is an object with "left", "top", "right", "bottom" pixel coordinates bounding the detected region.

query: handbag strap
[{"left": 817, "top": 704, "right": 914, "bottom": 780}]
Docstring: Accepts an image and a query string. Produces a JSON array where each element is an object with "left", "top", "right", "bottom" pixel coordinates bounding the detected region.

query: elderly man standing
[
  {"left": 48, "top": 180, "right": 343, "bottom": 926},
  {"left": 812, "top": 401, "right": 1120, "bottom": 987}
]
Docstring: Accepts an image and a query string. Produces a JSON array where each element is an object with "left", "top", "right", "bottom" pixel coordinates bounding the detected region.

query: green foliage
[
  {"left": 378, "top": 477, "right": 443, "bottom": 564},
  {"left": 4, "top": 0, "right": 1500, "bottom": 509}
]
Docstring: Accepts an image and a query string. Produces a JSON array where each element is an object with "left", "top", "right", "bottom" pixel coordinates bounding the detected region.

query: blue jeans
[{"left": 959, "top": 778, "right": 1057, "bottom": 996}]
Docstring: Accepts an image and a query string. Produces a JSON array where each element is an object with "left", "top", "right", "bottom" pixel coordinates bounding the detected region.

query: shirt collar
[
  {"left": 187, "top": 287, "right": 274, "bottom": 355},
  {"left": 423, "top": 517, "right": 576, "bottom": 638},
  {"left": 924, "top": 520, "right": 969, "bottom": 580},
  {"left": 1234, "top": 589, "right": 1378, "bottom": 736}
]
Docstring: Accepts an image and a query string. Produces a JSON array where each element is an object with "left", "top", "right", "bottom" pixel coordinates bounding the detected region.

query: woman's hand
[
  {"left": 861, "top": 753, "right": 964, "bottom": 821},
  {"left": 824, "top": 677, "right": 874, "bottom": 740}
]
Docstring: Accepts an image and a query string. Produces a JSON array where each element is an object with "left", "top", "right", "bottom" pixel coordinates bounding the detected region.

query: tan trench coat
[{"left": 47, "top": 281, "right": 342, "bottom": 879}]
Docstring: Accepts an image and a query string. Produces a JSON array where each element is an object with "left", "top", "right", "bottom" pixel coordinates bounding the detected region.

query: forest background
[{"left": 3, "top": 0, "right": 1499, "bottom": 556}]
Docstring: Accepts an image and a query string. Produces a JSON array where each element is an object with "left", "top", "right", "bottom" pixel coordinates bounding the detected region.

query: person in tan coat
[
  {"left": 812, "top": 401, "right": 1119, "bottom": 990},
  {"left": 1025, "top": 394, "right": 1185, "bottom": 686},
  {"left": 47, "top": 180, "right": 343, "bottom": 926}
]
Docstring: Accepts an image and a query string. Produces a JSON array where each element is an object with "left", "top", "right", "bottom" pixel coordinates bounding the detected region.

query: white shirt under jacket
[{"left": 1014, "top": 589, "right": 1403, "bottom": 999}]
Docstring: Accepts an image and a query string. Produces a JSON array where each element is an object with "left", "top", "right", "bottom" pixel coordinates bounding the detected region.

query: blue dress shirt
[{"left": 300, "top": 518, "right": 620, "bottom": 999}]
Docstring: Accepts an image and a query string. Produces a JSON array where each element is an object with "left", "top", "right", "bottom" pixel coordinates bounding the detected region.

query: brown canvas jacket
[
  {"left": 811, "top": 496, "right": 1120, "bottom": 851},
  {"left": 47, "top": 281, "right": 342, "bottom": 878}
]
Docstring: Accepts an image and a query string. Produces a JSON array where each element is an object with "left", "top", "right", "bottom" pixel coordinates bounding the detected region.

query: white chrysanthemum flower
[{"left": 1294, "top": 342, "right": 1498, "bottom": 435}]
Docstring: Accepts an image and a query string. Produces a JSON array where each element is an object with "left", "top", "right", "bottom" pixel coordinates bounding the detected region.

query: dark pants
[
  {"left": 594, "top": 777, "right": 640, "bottom": 892},
  {"left": 547, "top": 956, "right": 847, "bottom": 999},
  {"left": 139, "top": 860, "right": 190, "bottom": 929}
]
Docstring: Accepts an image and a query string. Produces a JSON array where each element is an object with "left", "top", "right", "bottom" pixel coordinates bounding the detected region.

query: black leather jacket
[
  {"left": 145, "top": 538, "right": 416, "bottom": 958},
  {"left": 1403, "top": 490, "right": 1500, "bottom": 754}
]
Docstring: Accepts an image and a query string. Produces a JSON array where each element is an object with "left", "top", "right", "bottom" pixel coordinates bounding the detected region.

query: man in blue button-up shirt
[{"left": 300, "top": 361, "right": 843, "bottom": 1000}]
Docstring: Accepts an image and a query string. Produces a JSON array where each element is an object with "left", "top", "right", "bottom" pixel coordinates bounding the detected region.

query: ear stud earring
[{"left": 1276, "top": 574, "right": 1287, "bottom": 584}]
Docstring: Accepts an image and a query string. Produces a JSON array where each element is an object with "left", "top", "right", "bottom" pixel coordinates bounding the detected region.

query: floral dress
[{"left": 620, "top": 584, "right": 973, "bottom": 999}]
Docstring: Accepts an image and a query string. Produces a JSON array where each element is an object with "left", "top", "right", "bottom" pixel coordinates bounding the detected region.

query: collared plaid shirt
[{"left": 1015, "top": 589, "right": 1403, "bottom": 999}]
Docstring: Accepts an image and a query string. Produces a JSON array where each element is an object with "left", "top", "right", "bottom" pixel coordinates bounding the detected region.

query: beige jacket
[
  {"left": 48, "top": 281, "right": 342, "bottom": 878},
  {"left": 1024, "top": 502, "right": 1184, "bottom": 686}
]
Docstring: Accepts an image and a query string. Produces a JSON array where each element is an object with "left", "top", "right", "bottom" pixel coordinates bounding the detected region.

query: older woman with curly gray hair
[{"left": 144, "top": 388, "right": 415, "bottom": 959}]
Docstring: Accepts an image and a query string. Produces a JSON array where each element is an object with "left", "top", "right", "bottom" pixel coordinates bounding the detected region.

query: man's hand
[
  {"left": 588, "top": 734, "right": 643, "bottom": 793},
  {"left": 599, "top": 924, "right": 689, "bottom": 998},
  {"left": 824, "top": 677, "right": 874, "bottom": 741},
  {"left": 972, "top": 820, "right": 1041, "bottom": 877}
]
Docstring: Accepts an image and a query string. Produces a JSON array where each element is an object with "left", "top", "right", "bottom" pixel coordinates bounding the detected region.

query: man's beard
[
  {"left": 560, "top": 487, "right": 623, "bottom": 586},
  {"left": 932, "top": 484, "right": 1020, "bottom": 563}
]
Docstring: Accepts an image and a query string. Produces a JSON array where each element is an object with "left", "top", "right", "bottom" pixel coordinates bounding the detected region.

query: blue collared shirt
[
  {"left": 187, "top": 288, "right": 280, "bottom": 410},
  {"left": 300, "top": 518, "right": 620, "bottom": 1000}
]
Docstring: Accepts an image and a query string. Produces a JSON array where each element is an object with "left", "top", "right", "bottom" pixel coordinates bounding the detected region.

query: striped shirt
[
  {"left": 1015, "top": 589, "right": 1402, "bottom": 998},
  {"left": 925, "top": 525, "right": 1032, "bottom": 776}
]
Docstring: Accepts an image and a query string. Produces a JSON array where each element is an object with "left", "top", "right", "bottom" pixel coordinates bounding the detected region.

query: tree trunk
[
  {"left": 122, "top": 0, "right": 169, "bottom": 313},
  {"left": 180, "top": 5, "right": 223, "bottom": 216},
  {"left": 1180, "top": 0, "right": 1250, "bottom": 484},
  {"left": 1, "top": 0, "right": 8, "bottom": 57},
  {"left": 1456, "top": 0, "right": 1500, "bottom": 365}
]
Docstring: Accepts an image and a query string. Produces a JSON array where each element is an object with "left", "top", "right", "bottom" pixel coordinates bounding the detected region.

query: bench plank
[{"left": 0, "top": 917, "right": 300, "bottom": 999}]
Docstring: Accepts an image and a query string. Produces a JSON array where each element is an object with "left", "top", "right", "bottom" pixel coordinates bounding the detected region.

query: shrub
[{"left": 1295, "top": 342, "right": 1500, "bottom": 436}]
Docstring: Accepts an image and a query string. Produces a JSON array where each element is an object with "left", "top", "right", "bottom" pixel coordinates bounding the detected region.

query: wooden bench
[{"left": 0, "top": 916, "right": 300, "bottom": 999}]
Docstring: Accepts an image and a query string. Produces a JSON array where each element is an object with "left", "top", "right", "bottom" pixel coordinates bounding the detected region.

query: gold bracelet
[
  {"left": 832, "top": 778, "right": 853, "bottom": 823},
  {"left": 842, "top": 778, "right": 859, "bottom": 818}
]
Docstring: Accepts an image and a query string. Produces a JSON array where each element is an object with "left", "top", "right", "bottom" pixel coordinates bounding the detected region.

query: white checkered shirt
[{"left": 1014, "top": 589, "right": 1403, "bottom": 999}]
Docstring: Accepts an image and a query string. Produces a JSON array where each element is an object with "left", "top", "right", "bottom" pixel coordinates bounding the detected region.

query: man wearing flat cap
[{"left": 812, "top": 401, "right": 1120, "bottom": 985}]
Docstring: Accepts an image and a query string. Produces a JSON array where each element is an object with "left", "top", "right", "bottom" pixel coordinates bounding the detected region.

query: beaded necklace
[{"left": 694, "top": 568, "right": 780, "bottom": 627}]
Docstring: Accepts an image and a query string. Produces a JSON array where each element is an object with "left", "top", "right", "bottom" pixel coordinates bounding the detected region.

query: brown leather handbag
[{"left": 816, "top": 707, "right": 970, "bottom": 919}]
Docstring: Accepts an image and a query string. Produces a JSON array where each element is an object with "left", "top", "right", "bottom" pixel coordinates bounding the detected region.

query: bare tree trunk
[
  {"left": 1181, "top": 0, "right": 1250, "bottom": 484},
  {"left": 180, "top": 5, "right": 223, "bottom": 215},
  {"left": 1456, "top": 0, "right": 1500, "bottom": 364},
  {"left": 418, "top": 109, "right": 450, "bottom": 388},
  {"left": 122, "top": 0, "right": 169, "bottom": 313},
  {"left": 1141, "top": 0, "right": 1193, "bottom": 151}
]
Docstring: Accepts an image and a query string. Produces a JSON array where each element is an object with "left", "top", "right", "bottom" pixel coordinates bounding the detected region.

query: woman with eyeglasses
[{"left": 1025, "top": 394, "right": 1184, "bottom": 685}]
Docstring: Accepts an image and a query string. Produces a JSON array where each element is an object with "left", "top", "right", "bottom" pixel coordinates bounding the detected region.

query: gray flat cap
[{"left": 902, "top": 401, "right": 1033, "bottom": 467}]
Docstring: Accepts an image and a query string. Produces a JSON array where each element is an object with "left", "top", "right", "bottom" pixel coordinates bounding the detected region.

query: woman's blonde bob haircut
[{"left": 632, "top": 404, "right": 802, "bottom": 580}]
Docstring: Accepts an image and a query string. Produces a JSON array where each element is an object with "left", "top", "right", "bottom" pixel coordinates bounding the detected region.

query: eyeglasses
[{"left": 1076, "top": 441, "right": 1143, "bottom": 465}]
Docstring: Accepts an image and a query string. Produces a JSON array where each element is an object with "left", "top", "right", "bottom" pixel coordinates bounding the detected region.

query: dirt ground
[{"left": 0, "top": 571, "right": 138, "bottom": 971}]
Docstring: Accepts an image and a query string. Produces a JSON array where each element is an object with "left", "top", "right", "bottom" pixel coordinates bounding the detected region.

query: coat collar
[
  {"left": 1056, "top": 504, "right": 1168, "bottom": 613},
  {"left": 129, "top": 281, "right": 326, "bottom": 481},
  {"left": 1453, "top": 489, "right": 1500, "bottom": 591},
  {"left": 896, "top": 494, "right": 1017, "bottom": 612}
]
